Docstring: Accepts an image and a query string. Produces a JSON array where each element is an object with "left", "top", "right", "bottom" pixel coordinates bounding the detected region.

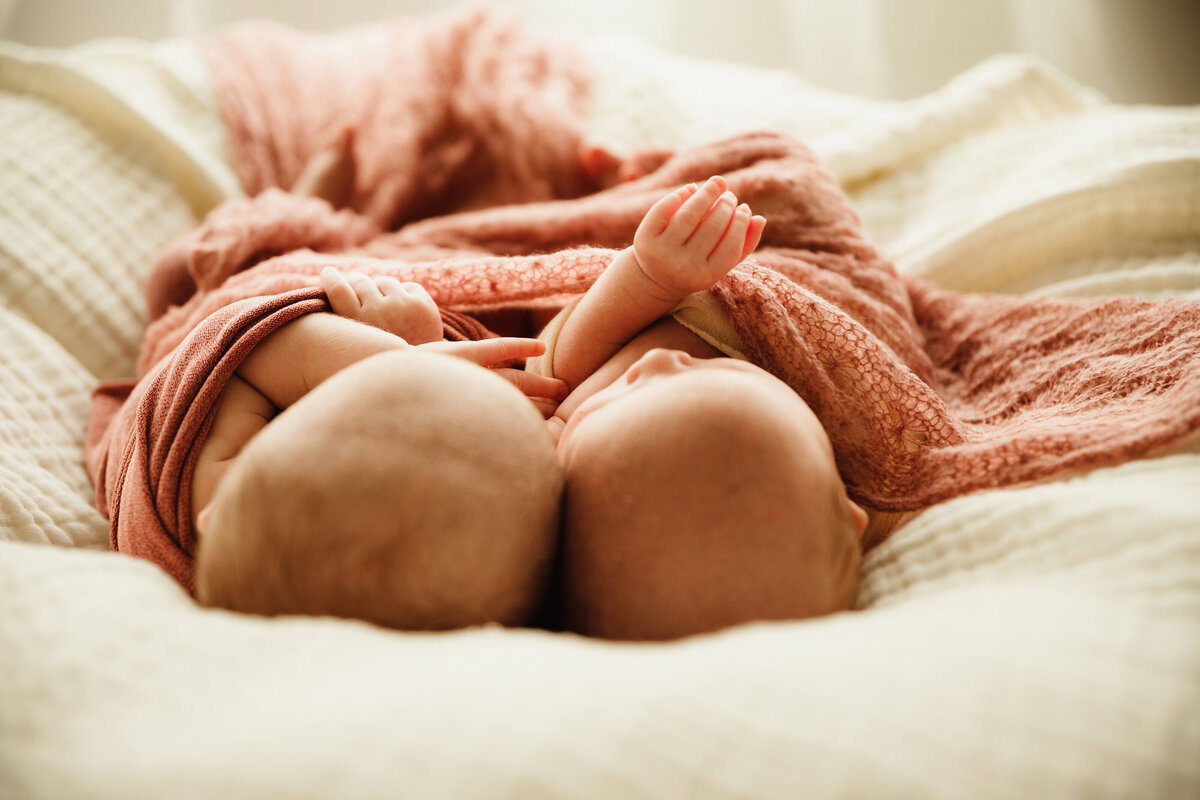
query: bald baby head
[
  {"left": 195, "top": 350, "right": 564, "bottom": 630},
  {"left": 556, "top": 350, "right": 865, "bottom": 640}
]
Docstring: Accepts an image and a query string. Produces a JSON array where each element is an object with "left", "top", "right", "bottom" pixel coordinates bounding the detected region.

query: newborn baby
[
  {"left": 535, "top": 176, "right": 869, "bottom": 640},
  {"left": 192, "top": 284, "right": 565, "bottom": 631}
]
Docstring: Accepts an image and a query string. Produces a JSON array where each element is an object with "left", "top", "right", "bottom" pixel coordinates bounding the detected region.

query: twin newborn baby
[{"left": 193, "top": 177, "right": 868, "bottom": 641}]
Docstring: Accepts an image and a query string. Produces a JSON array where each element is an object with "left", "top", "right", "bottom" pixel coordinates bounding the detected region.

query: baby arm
[
  {"left": 193, "top": 313, "right": 554, "bottom": 527},
  {"left": 552, "top": 176, "right": 765, "bottom": 390},
  {"left": 237, "top": 312, "right": 555, "bottom": 411},
  {"left": 319, "top": 266, "right": 566, "bottom": 414},
  {"left": 235, "top": 312, "right": 410, "bottom": 410}
]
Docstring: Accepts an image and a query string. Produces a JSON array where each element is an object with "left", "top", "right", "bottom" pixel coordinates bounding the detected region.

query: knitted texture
[{"left": 203, "top": 6, "right": 593, "bottom": 230}]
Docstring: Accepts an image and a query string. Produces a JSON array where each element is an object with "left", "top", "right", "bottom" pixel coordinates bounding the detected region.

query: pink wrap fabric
[
  {"left": 87, "top": 291, "right": 329, "bottom": 587},
  {"left": 88, "top": 9, "right": 1200, "bottom": 588},
  {"left": 202, "top": 6, "right": 593, "bottom": 230}
]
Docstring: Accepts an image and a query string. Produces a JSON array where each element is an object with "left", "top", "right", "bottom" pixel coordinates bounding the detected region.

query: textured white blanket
[{"left": 1, "top": 30, "right": 1198, "bottom": 799}]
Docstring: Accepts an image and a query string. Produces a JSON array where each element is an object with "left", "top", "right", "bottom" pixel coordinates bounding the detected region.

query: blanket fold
[
  {"left": 88, "top": 290, "right": 329, "bottom": 588},
  {"left": 87, "top": 10, "right": 1200, "bottom": 584},
  {"left": 203, "top": 6, "right": 595, "bottom": 229}
]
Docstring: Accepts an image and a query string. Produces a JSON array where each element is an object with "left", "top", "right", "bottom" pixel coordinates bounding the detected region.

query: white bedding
[{"left": 1, "top": 28, "right": 1198, "bottom": 799}]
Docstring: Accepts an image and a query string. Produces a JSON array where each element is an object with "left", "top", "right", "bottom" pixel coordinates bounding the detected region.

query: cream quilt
[{"left": 1, "top": 28, "right": 1198, "bottom": 799}]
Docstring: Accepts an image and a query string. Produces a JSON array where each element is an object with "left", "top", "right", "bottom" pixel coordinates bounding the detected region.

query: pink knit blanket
[{"left": 88, "top": 9, "right": 1200, "bottom": 582}]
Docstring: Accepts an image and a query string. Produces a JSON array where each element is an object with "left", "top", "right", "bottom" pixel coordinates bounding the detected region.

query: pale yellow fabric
[{"left": 671, "top": 290, "right": 747, "bottom": 358}]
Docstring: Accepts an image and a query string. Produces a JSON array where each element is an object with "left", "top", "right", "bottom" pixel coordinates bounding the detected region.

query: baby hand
[
  {"left": 419, "top": 337, "right": 568, "bottom": 419},
  {"left": 321, "top": 267, "right": 444, "bottom": 345},
  {"left": 632, "top": 176, "right": 766, "bottom": 299}
]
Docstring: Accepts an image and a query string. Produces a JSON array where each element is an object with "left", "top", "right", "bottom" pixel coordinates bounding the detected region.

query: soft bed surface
[{"left": 2, "top": 28, "right": 1198, "bottom": 799}]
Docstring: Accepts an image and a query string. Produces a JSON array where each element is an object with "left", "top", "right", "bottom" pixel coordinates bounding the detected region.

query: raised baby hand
[
  {"left": 321, "top": 266, "right": 444, "bottom": 345},
  {"left": 420, "top": 337, "right": 568, "bottom": 419},
  {"left": 632, "top": 176, "right": 766, "bottom": 300}
]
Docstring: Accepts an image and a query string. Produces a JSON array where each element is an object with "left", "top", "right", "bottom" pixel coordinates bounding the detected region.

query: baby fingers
[
  {"left": 421, "top": 336, "right": 547, "bottom": 367},
  {"left": 492, "top": 369, "right": 568, "bottom": 404},
  {"left": 691, "top": 190, "right": 738, "bottom": 250},
  {"left": 346, "top": 270, "right": 382, "bottom": 302},
  {"left": 320, "top": 266, "right": 361, "bottom": 315},
  {"left": 707, "top": 202, "right": 752, "bottom": 267},
  {"left": 640, "top": 182, "right": 701, "bottom": 235},
  {"left": 374, "top": 276, "right": 437, "bottom": 303},
  {"left": 742, "top": 214, "right": 767, "bottom": 260},
  {"left": 321, "top": 266, "right": 384, "bottom": 309},
  {"left": 664, "top": 175, "right": 727, "bottom": 240},
  {"left": 372, "top": 275, "right": 405, "bottom": 296}
]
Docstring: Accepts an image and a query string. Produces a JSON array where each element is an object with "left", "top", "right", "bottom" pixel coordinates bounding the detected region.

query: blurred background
[{"left": 2, "top": 0, "right": 1197, "bottom": 104}]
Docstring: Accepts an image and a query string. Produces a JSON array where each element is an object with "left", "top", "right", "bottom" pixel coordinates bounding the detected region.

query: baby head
[
  {"left": 555, "top": 349, "right": 867, "bottom": 641},
  {"left": 194, "top": 349, "right": 564, "bottom": 631}
]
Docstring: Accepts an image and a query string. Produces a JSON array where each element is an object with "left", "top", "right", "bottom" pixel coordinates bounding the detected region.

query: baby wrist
[{"left": 624, "top": 248, "right": 686, "bottom": 307}]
